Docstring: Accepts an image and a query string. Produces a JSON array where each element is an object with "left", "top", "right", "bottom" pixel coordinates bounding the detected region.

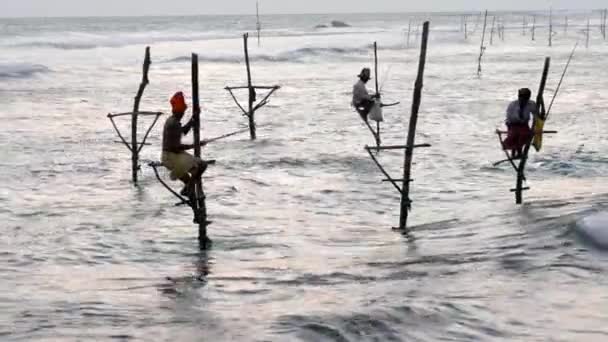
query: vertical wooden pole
[
  {"left": 490, "top": 16, "right": 496, "bottom": 45},
  {"left": 243, "top": 33, "right": 256, "bottom": 140},
  {"left": 516, "top": 57, "right": 550, "bottom": 204},
  {"left": 464, "top": 16, "right": 468, "bottom": 40},
  {"left": 256, "top": 1, "right": 261, "bottom": 46},
  {"left": 602, "top": 9, "right": 608, "bottom": 40},
  {"left": 549, "top": 8, "right": 553, "bottom": 47},
  {"left": 399, "top": 21, "right": 429, "bottom": 231},
  {"left": 131, "top": 47, "right": 151, "bottom": 185},
  {"left": 477, "top": 10, "right": 488, "bottom": 76},
  {"left": 586, "top": 17, "right": 590, "bottom": 48},
  {"left": 523, "top": 16, "right": 527, "bottom": 36},
  {"left": 407, "top": 20, "right": 412, "bottom": 48},
  {"left": 191, "top": 53, "right": 209, "bottom": 247},
  {"left": 373, "top": 42, "right": 381, "bottom": 148},
  {"left": 532, "top": 15, "right": 536, "bottom": 41}
]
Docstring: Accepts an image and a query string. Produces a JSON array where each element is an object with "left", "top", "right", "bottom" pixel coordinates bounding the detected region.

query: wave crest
[
  {"left": 166, "top": 46, "right": 368, "bottom": 64},
  {"left": 0, "top": 63, "right": 50, "bottom": 79}
]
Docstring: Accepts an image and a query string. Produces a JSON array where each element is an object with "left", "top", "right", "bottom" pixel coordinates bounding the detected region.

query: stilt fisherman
[
  {"left": 352, "top": 67, "right": 379, "bottom": 122},
  {"left": 161, "top": 91, "right": 208, "bottom": 197},
  {"left": 503, "top": 88, "right": 539, "bottom": 158}
]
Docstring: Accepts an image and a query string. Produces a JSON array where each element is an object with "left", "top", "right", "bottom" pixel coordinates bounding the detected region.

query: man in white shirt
[
  {"left": 352, "top": 68, "right": 378, "bottom": 122},
  {"left": 502, "top": 88, "right": 538, "bottom": 158}
]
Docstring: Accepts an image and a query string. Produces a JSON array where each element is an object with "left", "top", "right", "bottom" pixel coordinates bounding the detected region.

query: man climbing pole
[
  {"left": 502, "top": 88, "right": 539, "bottom": 159},
  {"left": 352, "top": 67, "right": 379, "bottom": 122},
  {"left": 161, "top": 91, "right": 208, "bottom": 198}
]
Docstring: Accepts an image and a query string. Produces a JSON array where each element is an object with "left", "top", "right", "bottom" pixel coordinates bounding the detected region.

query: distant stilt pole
[
  {"left": 602, "top": 9, "right": 608, "bottom": 40},
  {"left": 224, "top": 35, "right": 280, "bottom": 140},
  {"left": 490, "top": 15, "right": 496, "bottom": 45},
  {"left": 523, "top": 16, "right": 527, "bottom": 35},
  {"left": 399, "top": 21, "right": 430, "bottom": 231},
  {"left": 256, "top": 1, "right": 261, "bottom": 46},
  {"left": 532, "top": 15, "right": 536, "bottom": 41},
  {"left": 586, "top": 17, "right": 590, "bottom": 48},
  {"left": 549, "top": 8, "right": 553, "bottom": 47},
  {"left": 407, "top": 20, "right": 412, "bottom": 48},
  {"left": 243, "top": 34, "right": 256, "bottom": 140},
  {"left": 477, "top": 10, "right": 488, "bottom": 76},
  {"left": 464, "top": 16, "right": 468, "bottom": 40}
]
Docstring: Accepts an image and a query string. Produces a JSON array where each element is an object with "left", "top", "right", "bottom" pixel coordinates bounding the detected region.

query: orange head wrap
[{"left": 170, "top": 91, "right": 188, "bottom": 114}]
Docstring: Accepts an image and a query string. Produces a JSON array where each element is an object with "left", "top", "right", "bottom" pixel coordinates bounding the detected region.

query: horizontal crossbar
[
  {"left": 366, "top": 143, "right": 431, "bottom": 151},
  {"left": 496, "top": 130, "right": 557, "bottom": 135},
  {"left": 224, "top": 85, "right": 280, "bottom": 90},
  {"left": 108, "top": 111, "right": 163, "bottom": 118},
  {"left": 510, "top": 187, "right": 531, "bottom": 192},
  {"left": 114, "top": 141, "right": 151, "bottom": 146},
  {"left": 382, "top": 179, "right": 413, "bottom": 182}
]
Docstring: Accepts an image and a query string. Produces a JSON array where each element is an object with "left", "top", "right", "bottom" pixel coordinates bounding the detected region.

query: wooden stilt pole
[
  {"left": 191, "top": 53, "right": 210, "bottom": 247},
  {"left": 225, "top": 34, "right": 279, "bottom": 138},
  {"left": 407, "top": 20, "right": 412, "bottom": 48},
  {"left": 602, "top": 9, "right": 608, "bottom": 40},
  {"left": 586, "top": 17, "right": 590, "bottom": 48},
  {"left": 243, "top": 33, "right": 256, "bottom": 140},
  {"left": 373, "top": 42, "right": 381, "bottom": 148},
  {"left": 532, "top": 15, "right": 536, "bottom": 41},
  {"left": 490, "top": 15, "right": 496, "bottom": 45},
  {"left": 464, "top": 16, "right": 468, "bottom": 40},
  {"left": 515, "top": 57, "right": 550, "bottom": 204},
  {"left": 399, "top": 21, "right": 430, "bottom": 231},
  {"left": 131, "top": 47, "right": 151, "bottom": 185},
  {"left": 477, "top": 10, "right": 488, "bottom": 76},
  {"left": 523, "top": 16, "right": 527, "bottom": 36},
  {"left": 549, "top": 8, "right": 553, "bottom": 47},
  {"left": 256, "top": 1, "right": 261, "bottom": 46}
]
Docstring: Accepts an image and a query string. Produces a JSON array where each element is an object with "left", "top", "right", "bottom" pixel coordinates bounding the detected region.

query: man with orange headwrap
[{"left": 161, "top": 91, "right": 207, "bottom": 196}]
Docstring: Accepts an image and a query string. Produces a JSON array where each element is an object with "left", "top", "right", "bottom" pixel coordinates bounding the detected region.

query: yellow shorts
[{"left": 161, "top": 151, "right": 200, "bottom": 180}]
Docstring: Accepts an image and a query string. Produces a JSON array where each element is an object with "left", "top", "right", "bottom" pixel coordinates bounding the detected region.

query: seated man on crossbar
[
  {"left": 502, "top": 88, "right": 539, "bottom": 159},
  {"left": 161, "top": 91, "right": 207, "bottom": 197},
  {"left": 352, "top": 67, "right": 380, "bottom": 122}
]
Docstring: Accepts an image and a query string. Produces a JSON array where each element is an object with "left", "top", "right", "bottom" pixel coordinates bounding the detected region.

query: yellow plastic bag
[{"left": 532, "top": 117, "right": 545, "bottom": 152}]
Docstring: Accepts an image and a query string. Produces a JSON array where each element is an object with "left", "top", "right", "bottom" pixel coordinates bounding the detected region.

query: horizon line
[{"left": 0, "top": 8, "right": 603, "bottom": 20}]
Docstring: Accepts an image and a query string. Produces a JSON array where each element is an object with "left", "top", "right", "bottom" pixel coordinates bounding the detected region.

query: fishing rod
[
  {"left": 203, "top": 127, "right": 251, "bottom": 144},
  {"left": 545, "top": 42, "right": 578, "bottom": 120}
]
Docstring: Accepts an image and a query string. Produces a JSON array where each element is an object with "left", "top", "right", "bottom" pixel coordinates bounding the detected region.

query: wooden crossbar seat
[{"left": 147, "top": 160, "right": 217, "bottom": 207}]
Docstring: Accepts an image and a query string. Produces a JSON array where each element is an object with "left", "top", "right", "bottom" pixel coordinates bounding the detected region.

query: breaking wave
[
  {"left": 166, "top": 46, "right": 369, "bottom": 64},
  {"left": 0, "top": 63, "right": 50, "bottom": 79},
  {"left": 4, "top": 28, "right": 386, "bottom": 51}
]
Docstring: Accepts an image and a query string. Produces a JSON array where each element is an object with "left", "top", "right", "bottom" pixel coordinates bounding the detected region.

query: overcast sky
[{"left": 1, "top": 0, "right": 605, "bottom": 17}]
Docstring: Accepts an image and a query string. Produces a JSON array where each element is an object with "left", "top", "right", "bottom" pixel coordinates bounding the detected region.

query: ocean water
[{"left": 2, "top": 11, "right": 608, "bottom": 341}]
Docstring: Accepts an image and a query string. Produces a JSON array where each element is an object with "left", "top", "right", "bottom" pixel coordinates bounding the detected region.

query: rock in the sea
[
  {"left": 331, "top": 20, "right": 350, "bottom": 28},
  {"left": 576, "top": 212, "right": 608, "bottom": 248}
]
